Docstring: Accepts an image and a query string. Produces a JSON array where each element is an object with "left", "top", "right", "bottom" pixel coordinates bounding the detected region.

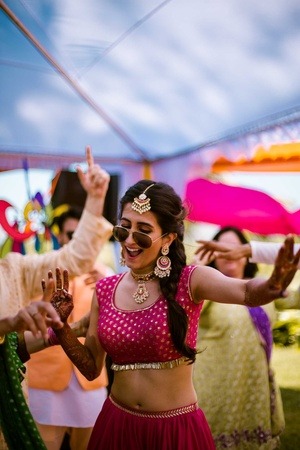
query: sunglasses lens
[
  {"left": 133, "top": 232, "right": 152, "bottom": 249},
  {"left": 113, "top": 226, "right": 129, "bottom": 242},
  {"left": 113, "top": 226, "right": 153, "bottom": 249}
]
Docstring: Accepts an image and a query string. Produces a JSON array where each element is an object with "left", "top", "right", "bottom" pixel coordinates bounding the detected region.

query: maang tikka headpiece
[{"left": 131, "top": 183, "right": 155, "bottom": 214}]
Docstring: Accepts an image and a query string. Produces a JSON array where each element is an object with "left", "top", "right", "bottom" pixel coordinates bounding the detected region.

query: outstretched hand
[
  {"left": 194, "top": 239, "right": 250, "bottom": 262},
  {"left": 42, "top": 268, "right": 74, "bottom": 323},
  {"left": 246, "top": 236, "right": 300, "bottom": 307},
  {"left": 268, "top": 235, "right": 300, "bottom": 295}
]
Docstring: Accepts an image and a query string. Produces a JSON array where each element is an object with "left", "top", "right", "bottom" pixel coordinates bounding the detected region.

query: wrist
[
  {"left": 0, "top": 315, "right": 15, "bottom": 336},
  {"left": 47, "top": 323, "right": 71, "bottom": 346},
  {"left": 243, "top": 244, "right": 252, "bottom": 259},
  {"left": 244, "top": 278, "right": 269, "bottom": 307},
  {"left": 84, "top": 195, "right": 105, "bottom": 217}
]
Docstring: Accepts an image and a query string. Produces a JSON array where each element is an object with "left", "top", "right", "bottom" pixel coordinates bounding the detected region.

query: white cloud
[
  {"left": 1, "top": 0, "right": 300, "bottom": 155},
  {"left": 79, "top": 109, "right": 108, "bottom": 134}
]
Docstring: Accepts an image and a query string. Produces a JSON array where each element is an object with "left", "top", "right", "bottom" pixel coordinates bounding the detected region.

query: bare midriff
[{"left": 110, "top": 363, "right": 197, "bottom": 411}]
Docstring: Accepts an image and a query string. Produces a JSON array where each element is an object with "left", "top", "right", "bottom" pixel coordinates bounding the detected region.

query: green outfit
[{"left": 0, "top": 333, "right": 46, "bottom": 450}]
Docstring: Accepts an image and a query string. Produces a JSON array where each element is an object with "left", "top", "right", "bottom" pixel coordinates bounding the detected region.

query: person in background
[
  {"left": 0, "top": 146, "right": 112, "bottom": 319},
  {"left": 28, "top": 206, "right": 114, "bottom": 450},
  {"left": 40, "top": 180, "right": 299, "bottom": 450},
  {"left": 192, "top": 226, "right": 285, "bottom": 449},
  {"left": 195, "top": 237, "right": 300, "bottom": 268},
  {"left": 0, "top": 147, "right": 113, "bottom": 450}
]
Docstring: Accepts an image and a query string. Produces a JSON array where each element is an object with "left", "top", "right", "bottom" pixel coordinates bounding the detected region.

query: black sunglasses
[{"left": 113, "top": 225, "right": 166, "bottom": 249}]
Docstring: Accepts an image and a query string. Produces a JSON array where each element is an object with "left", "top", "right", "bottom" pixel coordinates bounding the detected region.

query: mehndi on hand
[
  {"left": 245, "top": 235, "right": 300, "bottom": 307},
  {"left": 43, "top": 268, "right": 74, "bottom": 323},
  {"left": 268, "top": 235, "right": 300, "bottom": 294}
]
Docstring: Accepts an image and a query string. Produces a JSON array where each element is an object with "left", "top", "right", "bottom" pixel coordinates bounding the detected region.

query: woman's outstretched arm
[{"left": 191, "top": 235, "right": 300, "bottom": 306}]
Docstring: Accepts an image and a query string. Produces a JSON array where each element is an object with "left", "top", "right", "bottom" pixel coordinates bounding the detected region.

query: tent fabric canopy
[
  {"left": 1, "top": 0, "right": 300, "bottom": 174},
  {"left": 211, "top": 142, "right": 300, "bottom": 173},
  {"left": 1, "top": 0, "right": 300, "bottom": 230},
  {"left": 185, "top": 178, "right": 300, "bottom": 235}
]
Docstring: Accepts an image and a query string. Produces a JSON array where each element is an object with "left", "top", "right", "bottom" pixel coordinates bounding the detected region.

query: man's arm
[
  {"left": 21, "top": 147, "right": 113, "bottom": 300},
  {"left": 250, "top": 241, "right": 300, "bottom": 268},
  {"left": 195, "top": 238, "right": 300, "bottom": 268}
]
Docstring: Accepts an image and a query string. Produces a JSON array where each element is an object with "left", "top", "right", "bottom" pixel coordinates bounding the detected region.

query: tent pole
[{"left": 142, "top": 162, "right": 152, "bottom": 179}]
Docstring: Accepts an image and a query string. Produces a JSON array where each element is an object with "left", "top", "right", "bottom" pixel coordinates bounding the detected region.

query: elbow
[
  {"left": 79, "top": 361, "right": 101, "bottom": 381},
  {"left": 86, "top": 373, "right": 98, "bottom": 382},
  {"left": 83, "top": 368, "right": 101, "bottom": 381}
]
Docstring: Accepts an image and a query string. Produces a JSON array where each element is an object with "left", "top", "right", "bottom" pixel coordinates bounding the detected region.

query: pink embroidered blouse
[{"left": 96, "top": 266, "right": 202, "bottom": 369}]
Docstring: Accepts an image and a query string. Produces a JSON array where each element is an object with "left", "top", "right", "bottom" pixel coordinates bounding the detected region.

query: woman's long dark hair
[
  {"left": 120, "top": 180, "right": 197, "bottom": 363},
  {"left": 207, "top": 226, "right": 258, "bottom": 279}
]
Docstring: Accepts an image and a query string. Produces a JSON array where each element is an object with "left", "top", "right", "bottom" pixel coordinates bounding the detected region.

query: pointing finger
[{"left": 85, "top": 145, "right": 94, "bottom": 169}]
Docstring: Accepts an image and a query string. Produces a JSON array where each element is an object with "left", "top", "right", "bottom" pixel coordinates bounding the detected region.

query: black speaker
[{"left": 51, "top": 171, "right": 119, "bottom": 225}]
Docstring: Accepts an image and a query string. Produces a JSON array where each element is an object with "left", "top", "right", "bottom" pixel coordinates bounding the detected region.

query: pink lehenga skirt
[{"left": 87, "top": 395, "right": 216, "bottom": 450}]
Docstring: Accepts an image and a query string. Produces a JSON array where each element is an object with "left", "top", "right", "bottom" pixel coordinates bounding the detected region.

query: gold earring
[
  {"left": 119, "top": 248, "right": 125, "bottom": 266},
  {"left": 154, "top": 245, "right": 171, "bottom": 278}
]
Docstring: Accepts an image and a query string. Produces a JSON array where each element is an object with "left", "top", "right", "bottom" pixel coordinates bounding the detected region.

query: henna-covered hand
[
  {"left": 42, "top": 269, "right": 98, "bottom": 380},
  {"left": 245, "top": 235, "right": 300, "bottom": 307},
  {"left": 42, "top": 268, "right": 74, "bottom": 322},
  {"left": 268, "top": 235, "right": 300, "bottom": 294}
]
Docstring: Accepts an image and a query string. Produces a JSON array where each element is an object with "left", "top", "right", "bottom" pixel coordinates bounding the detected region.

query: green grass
[{"left": 272, "top": 345, "right": 300, "bottom": 449}]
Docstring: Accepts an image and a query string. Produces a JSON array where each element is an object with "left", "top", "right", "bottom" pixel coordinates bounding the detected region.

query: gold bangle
[{"left": 0, "top": 335, "right": 5, "bottom": 345}]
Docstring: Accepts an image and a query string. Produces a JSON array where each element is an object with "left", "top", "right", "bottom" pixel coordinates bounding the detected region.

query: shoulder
[
  {"left": 187, "top": 264, "right": 217, "bottom": 304},
  {"left": 180, "top": 265, "right": 197, "bottom": 279},
  {"left": 177, "top": 266, "right": 201, "bottom": 305},
  {"left": 95, "top": 273, "right": 123, "bottom": 295},
  {"left": 176, "top": 265, "right": 196, "bottom": 292}
]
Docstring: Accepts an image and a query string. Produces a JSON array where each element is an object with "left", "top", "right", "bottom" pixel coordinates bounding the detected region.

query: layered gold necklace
[{"left": 131, "top": 271, "right": 156, "bottom": 304}]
